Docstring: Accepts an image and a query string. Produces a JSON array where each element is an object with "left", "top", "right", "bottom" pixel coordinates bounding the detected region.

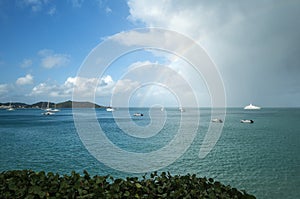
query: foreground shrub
[{"left": 0, "top": 170, "right": 255, "bottom": 198}]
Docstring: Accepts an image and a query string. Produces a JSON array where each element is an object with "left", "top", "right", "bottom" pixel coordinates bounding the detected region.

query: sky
[{"left": 0, "top": 0, "right": 299, "bottom": 107}]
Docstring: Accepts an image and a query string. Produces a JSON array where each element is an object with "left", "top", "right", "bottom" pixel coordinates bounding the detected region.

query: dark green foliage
[{"left": 0, "top": 170, "right": 256, "bottom": 199}]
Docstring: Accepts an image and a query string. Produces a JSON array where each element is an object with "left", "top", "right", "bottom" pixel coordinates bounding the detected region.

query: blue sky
[
  {"left": 0, "top": 0, "right": 131, "bottom": 80},
  {"left": 0, "top": 0, "right": 299, "bottom": 107}
]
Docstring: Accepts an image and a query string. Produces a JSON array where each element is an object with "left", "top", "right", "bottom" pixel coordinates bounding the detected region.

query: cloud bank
[
  {"left": 38, "top": 49, "right": 70, "bottom": 69},
  {"left": 127, "top": 0, "right": 300, "bottom": 107},
  {"left": 16, "top": 74, "right": 33, "bottom": 85},
  {"left": 29, "top": 75, "right": 140, "bottom": 103}
]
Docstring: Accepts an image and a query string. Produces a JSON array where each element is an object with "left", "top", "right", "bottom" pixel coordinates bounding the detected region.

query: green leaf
[
  {"left": 135, "top": 183, "right": 142, "bottom": 189},
  {"left": 124, "top": 191, "right": 130, "bottom": 196}
]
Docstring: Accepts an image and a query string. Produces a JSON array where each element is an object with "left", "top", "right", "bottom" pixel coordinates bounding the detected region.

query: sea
[{"left": 0, "top": 108, "right": 299, "bottom": 199}]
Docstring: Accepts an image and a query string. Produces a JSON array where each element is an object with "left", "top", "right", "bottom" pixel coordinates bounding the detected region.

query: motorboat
[
  {"left": 106, "top": 107, "right": 115, "bottom": 112},
  {"left": 211, "top": 118, "right": 223, "bottom": 123},
  {"left": 244, "top": 104, "right": 261, "bottom": 110},
  {"left": 241, "top": 119, "right": 254, "bottom": 123},
  {"left": 133, "top": 113, "right": 143, "bottom": 117}
]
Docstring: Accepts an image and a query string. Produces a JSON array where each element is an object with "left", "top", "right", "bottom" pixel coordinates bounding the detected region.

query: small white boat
[
  {"left": 7, "top": 102, "right": 15, "bottom": 111},
  {"left": 241, "top": 119, "right": 254, "bottom": 123},
  {"left": 106, "top": 107, "right": 115, "bottom": 112},
  {"left": 244, "top": 104, "right": 261, "bottom": 110},
  {"left": 7, "top": 107, "right": 15, "bottom": 111},
  {"left": 212, "top": 118, "right": 223, "bottom": 123},
  {"left": 44, "top": 102, "right": 60, "bottom": 112},
  {"left": 51, "top": 104, "right": 60, "bottom": 112},
  {"left": 133, "top": 113, "right": 143, "bottom": 117},
  {"left": 45, "top": 101, "right": 53, "bottom": 111},
  {"left": 179, "top": 107, "right": 185, "bottom": 112}
]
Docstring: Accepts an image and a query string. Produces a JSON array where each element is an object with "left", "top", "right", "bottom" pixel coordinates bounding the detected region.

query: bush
[{"left": 0, "top": 170, "right": 256, "bottom": 198}]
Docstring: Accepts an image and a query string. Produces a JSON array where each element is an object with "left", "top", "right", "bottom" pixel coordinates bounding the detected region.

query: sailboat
[
  {"left": 51, "top": 103, "right": 60, "bottom": 112},
  {"left": 7, "top": 102, "right": 15, "bottom": 111},
  {"left": 45, "top": 101, "right": 52, "bottom": 111},
  {"left": 42, "top": 101, "right": 57, "bottom": 115}
]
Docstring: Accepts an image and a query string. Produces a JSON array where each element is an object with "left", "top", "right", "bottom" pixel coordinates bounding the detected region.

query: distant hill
[
  {"left": 0, "top": 102, "right": 29, "bottom": 108},
  {"left": 56, "top": 100, "right": 105, "bottom": 108},
  {"left": 0, "top": 100, "right": 105, "bottom": 109},
  {"left": 31, "top": 102, "right": 53, "bottom": 109}
]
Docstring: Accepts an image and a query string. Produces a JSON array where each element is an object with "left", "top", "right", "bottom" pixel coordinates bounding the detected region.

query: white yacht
[
  {"left": 133, "top": 113, "right": 143, "bottom": 117},
  {"left": 106, "top": 107, "right": 115, "bottom": 112},
  {"left": 244, "top": 104, "right": 261, "bottom": 110},
  {"left": 241, "top": 119, "right": 254, "bottom": 123}
]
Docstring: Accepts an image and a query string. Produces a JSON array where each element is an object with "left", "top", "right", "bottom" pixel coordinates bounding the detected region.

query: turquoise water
[{"left": 0, "top": 108, "right": 299, "bottom": 198}]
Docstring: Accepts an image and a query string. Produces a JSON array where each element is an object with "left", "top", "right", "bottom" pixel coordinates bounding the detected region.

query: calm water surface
[{"left": 0, "top": 108, "right": 299, "bottom": 198}]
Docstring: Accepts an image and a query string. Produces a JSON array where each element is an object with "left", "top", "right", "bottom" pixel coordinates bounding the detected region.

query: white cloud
[
  {"left": 47, "top": 6, "right": 56, "bottom": 16},
  {"left": 31, "top": 82, "right": 72, "bottom": 99},
  {"left": 127, "top": 60, "right": 156, "bottom": 71},
  {"left": 66, "top": 75, "right": 115, "bottom": 97},
  {"left": 30, "top": 75, "right": 116, "bottom": 99},
  {"left": 38, "top": 49, "right": 52, "bottom": 56},
  {"left": 105, "top": 6, "right": 112, "bottom": 14},
  {"left": 31, "top": 83, "right": 58, "bottom": 95},
  {"left": 38, "top": 49, "right": 70, "bottom": 69},
  {"left": 113, "top": 79, "right": 140, "bottom": 94},
  {"left": 126, "top": 0, "right": 300, "bottom": 107},
  {"left": 111, "top": 29, "right": 168, "bottom": 47},
  {"left": 0, "top": 84, "right": 8, "bottom": 94},
  {"left": 22, "top": 0, "right": 56, "bottom": 13},
  {"left": 127, "top": 0, "right": 243, "bottom": 41},
  {"left": 71, "top": 0, "right": 85, "bottom": 8},
  {"left": 20, "top": 59, "right": 33, "bottom": 68},
  {"left": 16, "top": 74, "right": 34, "bottom": 85},
  {"left": 110, "top": 60, "right": 204, "bottom": 107},
  {"left": 22, "top": 0, "right": 57, "bottom": 15},
  {"left": 23, "top": 0, "right": 43, "bottom": 12}
]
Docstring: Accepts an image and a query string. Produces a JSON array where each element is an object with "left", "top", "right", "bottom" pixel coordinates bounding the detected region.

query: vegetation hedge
[{"left": 0, "top": 170, "right": 256, "bottom": 199}]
